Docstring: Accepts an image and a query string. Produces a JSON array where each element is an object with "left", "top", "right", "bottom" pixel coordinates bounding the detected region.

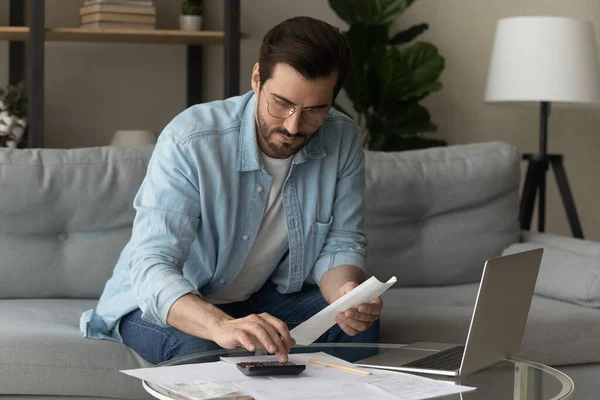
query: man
[{"left": 81, "top": 16, "right": 382, "bottom": 365}]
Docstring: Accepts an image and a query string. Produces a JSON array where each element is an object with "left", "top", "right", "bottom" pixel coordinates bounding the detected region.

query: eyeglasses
[{"left": 265, "top": 96, "right": 329, "bottom": 127}]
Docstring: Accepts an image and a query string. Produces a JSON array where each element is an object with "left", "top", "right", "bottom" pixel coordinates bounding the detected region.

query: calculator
[{"left": 236, "top": 361, "right": 306, "bottom": 376}]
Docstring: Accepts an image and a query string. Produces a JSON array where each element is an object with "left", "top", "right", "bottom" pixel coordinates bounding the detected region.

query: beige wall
[
  {"left": 402, "top": 0, "right": 600, "bottom": 241},
  {"left": 1, "top": 0, "right": 600, "bottom": 240}
]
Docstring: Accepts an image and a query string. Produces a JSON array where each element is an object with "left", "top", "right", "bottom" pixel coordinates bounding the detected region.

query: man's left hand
[{"left": 335, "top": 281, "right": 383, "bottom": 336}]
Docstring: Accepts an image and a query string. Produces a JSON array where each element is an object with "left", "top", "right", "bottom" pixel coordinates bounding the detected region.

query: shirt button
[
  {"left": 220, "top": 279, "right": 227, "bottom": 284},
  {"left": 257, "top": 186, "right": 263, "bottom": 192},
  {"left": 242, "top": 234, "right": 249, "bottom": 240}
]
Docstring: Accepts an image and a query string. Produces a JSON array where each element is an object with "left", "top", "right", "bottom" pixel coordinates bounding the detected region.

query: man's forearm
[
  {"left": 166, "top": 293, "right": 233, "bottom": 341},
  {"left": 319, "top": 264, "right": 366, "bottom": 304}
]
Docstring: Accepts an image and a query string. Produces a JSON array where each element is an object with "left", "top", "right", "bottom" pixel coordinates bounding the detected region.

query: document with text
[{"left": 290, "top": 276, "right": 397, "bottom": 345}]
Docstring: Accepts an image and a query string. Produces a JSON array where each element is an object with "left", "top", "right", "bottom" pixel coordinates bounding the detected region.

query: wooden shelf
[{"left": 0, "top": 26, "right": 250, "bottom": 45}]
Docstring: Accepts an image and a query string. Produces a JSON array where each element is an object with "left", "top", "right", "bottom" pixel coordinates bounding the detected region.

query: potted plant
[
  {"left": 179, "top": 0, "right": 203, "bottom": 31},
  {"left": 329, "top": 0, "right": 446, "bottom": 151},
  {"left": 0, "top": 81, "right": 28, "bottom": 148}
]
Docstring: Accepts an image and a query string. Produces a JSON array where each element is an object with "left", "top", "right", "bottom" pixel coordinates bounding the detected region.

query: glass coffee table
[{"left": 143, "top": 343, "right": 574, "bottom": 400}]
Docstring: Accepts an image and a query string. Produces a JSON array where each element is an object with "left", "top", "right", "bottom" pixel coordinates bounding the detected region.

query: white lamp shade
[
  {"left": 484, "top": 16, "right": 600, "bottom": 106},
  {"left": 110, "top": 130, "right": 157, "bottom": 147}
]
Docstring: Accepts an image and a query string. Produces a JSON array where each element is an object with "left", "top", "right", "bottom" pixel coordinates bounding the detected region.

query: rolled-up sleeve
[
  {"left": 128, "top": 130, "right": 201, "bottom": 327},
  {"left": 311, "top": 125, "right": 367, "bottom": 284}
]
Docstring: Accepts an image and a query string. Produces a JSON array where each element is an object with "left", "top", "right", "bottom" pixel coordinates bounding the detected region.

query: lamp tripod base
[{"left": 520, "top": 153, "right": 584, "bottom": 239}]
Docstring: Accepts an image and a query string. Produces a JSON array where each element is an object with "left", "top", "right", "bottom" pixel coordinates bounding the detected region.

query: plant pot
[
  {"left": 0, "top": 111, "right": 27, "bottom": 148},
  {"left": 179, "top": 15, "right": 203, "bottom": 31}
]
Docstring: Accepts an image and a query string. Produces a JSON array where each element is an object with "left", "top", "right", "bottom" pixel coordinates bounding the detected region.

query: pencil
[{"left": 308, "top": 358, "right": 371, "bottom": 375}]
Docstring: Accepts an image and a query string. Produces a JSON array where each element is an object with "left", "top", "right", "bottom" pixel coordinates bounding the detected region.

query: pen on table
[{"left": 308, "top": 358, "right": 371, "bottom": 375}]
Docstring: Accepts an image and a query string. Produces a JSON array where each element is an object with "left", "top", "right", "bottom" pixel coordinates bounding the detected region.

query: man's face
[{"left": 252, "top": 63, "right": 337, "bottom": 159}]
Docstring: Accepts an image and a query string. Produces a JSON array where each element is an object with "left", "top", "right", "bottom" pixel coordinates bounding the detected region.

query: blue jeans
[{"left": 119, "top": 282, "right": 380, "bottom": 364}]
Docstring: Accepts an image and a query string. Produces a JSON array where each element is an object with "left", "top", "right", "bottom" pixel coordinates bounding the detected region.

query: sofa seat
[
  {"left": 0, "top": 299, "right": 151, "bottom": 399},
  {"left": 381, "top": 285, "right": 600, "bottom": 366}
]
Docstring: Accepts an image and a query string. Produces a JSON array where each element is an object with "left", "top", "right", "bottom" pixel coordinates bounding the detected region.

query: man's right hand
[{"left": 208, "top": 313, "right": 296, "bottom": 362}]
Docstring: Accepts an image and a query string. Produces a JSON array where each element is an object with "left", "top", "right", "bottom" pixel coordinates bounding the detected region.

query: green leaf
[
  {"left": 2, "top": 81, "right": 28, "bottom": 118},
  {"left": 330, "top": 0, "right": 446, "bottom": 152},
  {"left": 329, "top": 0, "right": 356, "bottom": 24},
  {"left": 344, "top": 25, "right": 388, "bottom": 113},
  {"left": 379, "top": 136, "right": 446, "bottom": 152},
  {"left": 389, "top": 23, "right": 428, "bottom": 45},
  {"left": 385, "top": 103, "right": 431, "bottom": 131},
  {"left": 345, "top": 24, "right": 389, "bottom": 68},
  {"left": 367, "top": 45, "right": 396, "bottom": 111},
  {"left": 397, "top": 81, "right": 443, "bottom": 102},
  {"left": 369, "top": 132, "right": 387, "bottom": 151},
  {"left": 401, "top": 41, "right": 445, "bottom": 89},
  {"left": 181, "top": 0, "right": 203, "bottom": 15},
  {"left": 373, "top": 0, "right": 414, "bottom": 25}
]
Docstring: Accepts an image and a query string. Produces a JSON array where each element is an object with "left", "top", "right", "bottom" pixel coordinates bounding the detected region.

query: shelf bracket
[
  {"left": 27, "top": 0, "right": 45, "bottom": 148},
  {"left": 9, "top": 0, "right": 25, "bottom": 86},
  {"left": 224, "top": 0, "right": 240, "bottom": 98},
  {"left": 187, "top": 45, "right": 203, "bottom": 107}
]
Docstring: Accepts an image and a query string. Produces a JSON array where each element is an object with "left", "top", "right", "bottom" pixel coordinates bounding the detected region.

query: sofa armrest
[
  {"left": 521, "top": 231, "right": 600, "bottom": 257},
  {"left": 501, "top": 231, "right": 600, "bottom": 308}
]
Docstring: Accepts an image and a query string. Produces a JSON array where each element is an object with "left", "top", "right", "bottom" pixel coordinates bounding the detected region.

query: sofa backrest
[
  {"left": 364, "top": 141, "right": 521, "bottom": 286},
  {"left": 0, "top": 146, "right": 153, "bottom": 299},
  {"left": 0, "top": 141, "right": 521, "bottom": 298}
]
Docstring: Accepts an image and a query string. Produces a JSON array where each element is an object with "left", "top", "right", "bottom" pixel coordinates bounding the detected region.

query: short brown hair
[{"left": 259, "top": 16, "right": 352, "bottom": 102}]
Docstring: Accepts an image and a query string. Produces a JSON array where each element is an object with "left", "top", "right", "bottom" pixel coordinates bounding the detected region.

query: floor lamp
[{"left": 484, "top": 16, "right": 600, "bottom": 239}]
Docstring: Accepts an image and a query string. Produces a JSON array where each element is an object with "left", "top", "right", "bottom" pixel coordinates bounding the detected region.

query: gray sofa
[{"left": 0, "top": 141, "right": 598, "bottom": 399}]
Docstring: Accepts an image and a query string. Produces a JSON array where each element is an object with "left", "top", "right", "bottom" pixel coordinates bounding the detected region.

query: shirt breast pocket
[{"left": 309, "top": 216, "right": 333, "bottom": 262}]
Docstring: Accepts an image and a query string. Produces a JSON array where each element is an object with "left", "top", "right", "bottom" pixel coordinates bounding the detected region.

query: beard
[{"left": 256, "top": 107, "right": 314, "bottom": 159}]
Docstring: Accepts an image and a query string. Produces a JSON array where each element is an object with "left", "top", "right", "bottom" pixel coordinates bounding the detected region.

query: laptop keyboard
[{"left": 403, "top": 345, "right": 466, "bottom": 370}]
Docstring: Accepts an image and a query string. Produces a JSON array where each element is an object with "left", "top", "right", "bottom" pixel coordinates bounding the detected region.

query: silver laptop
[{"left": 356, "top": 248, "right": 543, "bottom": 378}]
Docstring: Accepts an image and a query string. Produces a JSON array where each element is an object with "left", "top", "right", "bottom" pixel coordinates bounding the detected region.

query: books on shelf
[
  {"left": 80, "top": 0, "right": 156, "bottom": 30},
  {"left": 80, "top": 21, "right": 155, "bottom": 30},
  {"left": 80, "top": 3, "right": 156, "bottom": 15},
  {"left": 81, "top": 12, "right": 155, "bottom": 25},
  {"left": 83, "top": 0, "right": 154, "bottom": 6}
]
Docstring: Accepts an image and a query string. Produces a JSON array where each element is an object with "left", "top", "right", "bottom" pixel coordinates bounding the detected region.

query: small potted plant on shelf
[
  {"left": 179, "top": 0, "right": 203, "bottom": 31},
  {"left": 0, "top": 81, "right": 28, "bottom": 148}
]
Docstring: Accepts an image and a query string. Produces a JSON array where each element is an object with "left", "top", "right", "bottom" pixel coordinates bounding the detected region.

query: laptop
[{"left": 355, "top": 248, "right": 543, "bottom": 378}]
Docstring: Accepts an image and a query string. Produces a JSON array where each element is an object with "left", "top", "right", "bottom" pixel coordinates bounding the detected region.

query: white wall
[{"left": 2, "top": 0, "right": 600, "bottom": 240}]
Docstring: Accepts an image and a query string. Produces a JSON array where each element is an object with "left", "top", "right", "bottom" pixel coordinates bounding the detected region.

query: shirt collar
[{"left": 237, "top": 91, "right": 326, "bottom": 172}]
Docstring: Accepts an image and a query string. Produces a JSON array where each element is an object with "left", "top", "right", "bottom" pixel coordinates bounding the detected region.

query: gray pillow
[{"left": 502, "top": 242, "right": 600, "bottom": 308}]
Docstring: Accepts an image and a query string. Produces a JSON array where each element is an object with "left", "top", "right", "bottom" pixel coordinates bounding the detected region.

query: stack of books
[{"left": 80, "top": 0, "right": 156, "bottom": 30}]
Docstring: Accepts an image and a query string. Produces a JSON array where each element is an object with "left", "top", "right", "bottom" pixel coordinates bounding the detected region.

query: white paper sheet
[
  {"left": 236, "top": 377, "right": 398, "bottom": 400},
  {"left": 290, "top": 276, "right": 397, "bottom": 345},
  {"left": 158, "top": 380, "right": 240, "bottom": 400},
  {"left": 122, "top": 351, "right": 476, "bottom": 400},
  {"left": 362, "top": 369, "right": 476, "bottom": 400},
  {"left": 221, "top": 352, "right": 476, "bottom": 399},
  {"left": 121, "top": 361, "right": 252, "bottom": 385}
]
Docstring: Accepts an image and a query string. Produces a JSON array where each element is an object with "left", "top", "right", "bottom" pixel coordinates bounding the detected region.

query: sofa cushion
[
  {"left": 502, "top": 241, "right": 600, "bottom": 308},
  {"left": 380, "top": 284, "right": 600, "bottom": 366},
  {"left": 364, "top": 141, "right": 521, "bottom": 286},
  {"left": 0, "top": 299, "right": 152, "bottom": 398},
  {"left": 0, "top": 146, "right": 153, "bottom": 299}
]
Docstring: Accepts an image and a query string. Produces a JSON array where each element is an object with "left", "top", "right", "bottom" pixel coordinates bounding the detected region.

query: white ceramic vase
[
  {"left": 179, "top": 15, "right": 203, "bottom": 31},
  {"left": 0, "top": 111, "right": 27, "bottom": 148}
]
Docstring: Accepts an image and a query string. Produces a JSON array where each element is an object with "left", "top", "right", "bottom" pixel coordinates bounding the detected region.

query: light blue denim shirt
[{"left": 80, "top": 90, "right": 367, "bottom": 342}]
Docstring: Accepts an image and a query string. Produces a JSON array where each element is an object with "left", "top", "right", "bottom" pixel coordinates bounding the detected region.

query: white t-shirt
[{"left": 204, "top": 151, "right": 293, "bottom": 304}]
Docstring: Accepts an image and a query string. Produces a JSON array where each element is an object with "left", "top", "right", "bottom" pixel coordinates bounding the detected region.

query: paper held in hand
[{"left": 291, "top": 276, "right": 397, "bottom": 345}]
